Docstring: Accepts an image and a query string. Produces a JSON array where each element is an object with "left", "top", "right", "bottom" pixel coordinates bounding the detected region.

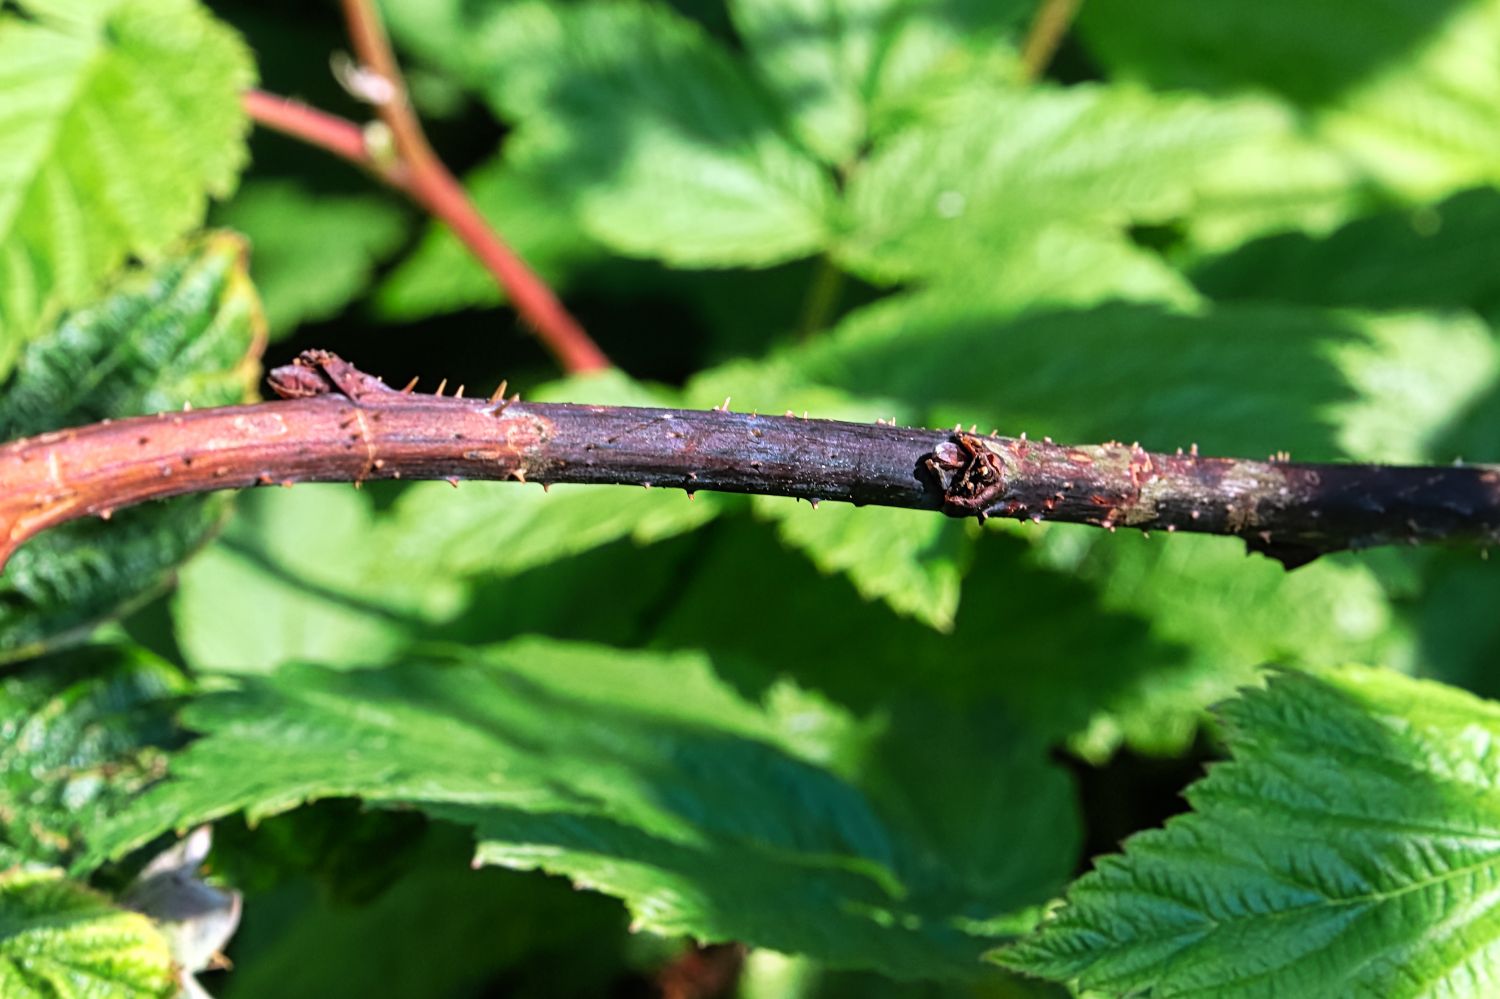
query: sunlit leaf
[
  {"left": 0, "top": 0, "right": 253, "bottom": 372},
  {"left": 0, "top": 867, "right": 176, "bottom": 999},
  {"left": 391, "top": 0, "right": 835, "bottom": 267},
  {"left": 1000, "top": 666, "right": 1500, "bottom": 997}
]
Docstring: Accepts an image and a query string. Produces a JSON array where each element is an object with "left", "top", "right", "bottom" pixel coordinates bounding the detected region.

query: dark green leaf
[
  {"left": 86, "top": 639, "right": 1078, "bottom": 980},
  {"left": 0, "top": 645, "right": 187, "bottom": 869},
  {"left": 219, "top": 826, "right": 629, "bottom": 999},
  {"left": 0, "top": 235, "right": 264, "bottom": 662},
  {"left": 1193, "top": 187, "right": 1500, "bottom": 319},
  {"left": 1028, "top": 530, "right": 1407, "bottom": 759}
]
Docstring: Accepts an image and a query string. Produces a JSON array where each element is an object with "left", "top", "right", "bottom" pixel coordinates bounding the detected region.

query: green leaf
[
  {"left": 87, "top": 640, "right": 1078, "bottom": 980},
  {"left": 0, "top": 868, "right": 176, "bottom": 999},
  {"left": 0, "top": 235, "right": 264, "bottom": 662},
  {"left": 1193, "top": 187, "right": 1500, "bottom": 318},
  {"left": 1326, "top": 309, "right": 1497, "bottom": 463},
  {"left": 0, "top": 645, "right": 187, "bottom": 869},
  {"left": 1029, "top": 531, "right": 1409, "bottom": 760},
  {"left": 755, "top": 501, "right": 972, "bottom": 632},
  {"left": 219, "top": 827, "right": 629, "bottom": 999},
  {"left": 786, "top": 292, "right": 1494, "bottom": 462},
  {"left": 999, "top": 666, "right": 1500, "bottom": 997},
  {"left": 173, "top": 486, "right": 452, "bottom": 675},
  {"left": 0, "top": 0, "right": 253, "bottom": 373},
  {"left": 400, "top": 0, "right": 836, "bottom": 267},
  {"left": 217, "top": 180, "right": 407, "bottom": 338},
  {"left": 1078, "top": 0, "right": 1500, "bottom": 200},
  {"left": 650, "top": 520, "right": 1158, "bottom": 747},
  {"left": 728, "top": 0, "right": 1031, "bottom": 165},
  {"left": 1409, "top": 550, "right": 1500, "bottom": 700},
  {"left": 645, "top": 517, "right": 1407, "bottom": 761},
  {"left": 837, "top": 85, "right": 1358, "bottom": 284},
  {"left": 372, "top": 151, "right": 602, "bottom": 320}
]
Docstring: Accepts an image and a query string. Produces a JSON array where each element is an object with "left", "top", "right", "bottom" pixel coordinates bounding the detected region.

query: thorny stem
[
  {"left": 2, "top": 350, "right": 1497, "bottom": 572},
  {"left": 1019, "top": 0, "right": 1084, "bottom": 82},
  {"left": 238, "top": 3, "right": 611, "bottom": 375}
]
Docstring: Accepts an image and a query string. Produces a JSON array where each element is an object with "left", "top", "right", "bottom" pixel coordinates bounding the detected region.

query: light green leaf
[
  {"left": 86, "top": 640, "right": 1078, "bottom": 980},
  {"left": 0, "top": 0, "right": 253, "bottom": 373},
  {"left": 728, "top": 0, "right": 1031, "bottom": 165},
  {"left": 999, "top": 666, "right": 1500, "bottom": 997},
  {"left": 838, "top": 85, "right": 1357, "bottom": 284},
  {"left": 1327, "top": 310, "right": 1498, "bottom": 463},
  {"left": 1078, "top": 0, "right": 1500, "bottom": 201},
  {"left": 0, "top": 645, "right": 187, "bottom": 869},
  {"left": 0, "top": 868, "right": 176, "bottom": 999},
  {"left": 218, "top": 180, "right": 407, "bottom": 337},
  {"left": 0, "top": 235, "right": 263, "bottom": 662},
  {"left": 373, "top": 152, "right": 602, "bottom": 320},
  {"left": 399, "top": 0, "right": 835, "bottom": 267},
  {"left": 173, "top": 486, "right": 455, "bottom": 675}
]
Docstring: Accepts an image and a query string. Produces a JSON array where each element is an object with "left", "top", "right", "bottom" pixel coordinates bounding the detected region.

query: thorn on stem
[
  {"left": 400, "top": 376, "right": 419, "bottom": 394},
  {"left": 489, "top": 380, "right": 509, "bottom": 403}
]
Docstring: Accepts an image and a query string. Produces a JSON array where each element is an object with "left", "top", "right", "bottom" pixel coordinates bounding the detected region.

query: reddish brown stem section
[
  {"left": 239, "top": 1, "right": 610, "bottom": 374},
  {"left": 241, "top": 90, "right": 402, "bottom": 183},
  {"left": 2, "top": 351, "right": 1498, "bottom": 573}
]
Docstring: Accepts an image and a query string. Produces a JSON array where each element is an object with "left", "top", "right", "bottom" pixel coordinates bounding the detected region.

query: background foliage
[{"left": 2, "top": 0, "right": 1500, "bottom": 995}]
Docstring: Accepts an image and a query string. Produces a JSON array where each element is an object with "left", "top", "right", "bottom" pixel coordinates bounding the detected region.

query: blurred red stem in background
[{"left": 238, "top": 0, "right": 611, "bottom": 375}]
